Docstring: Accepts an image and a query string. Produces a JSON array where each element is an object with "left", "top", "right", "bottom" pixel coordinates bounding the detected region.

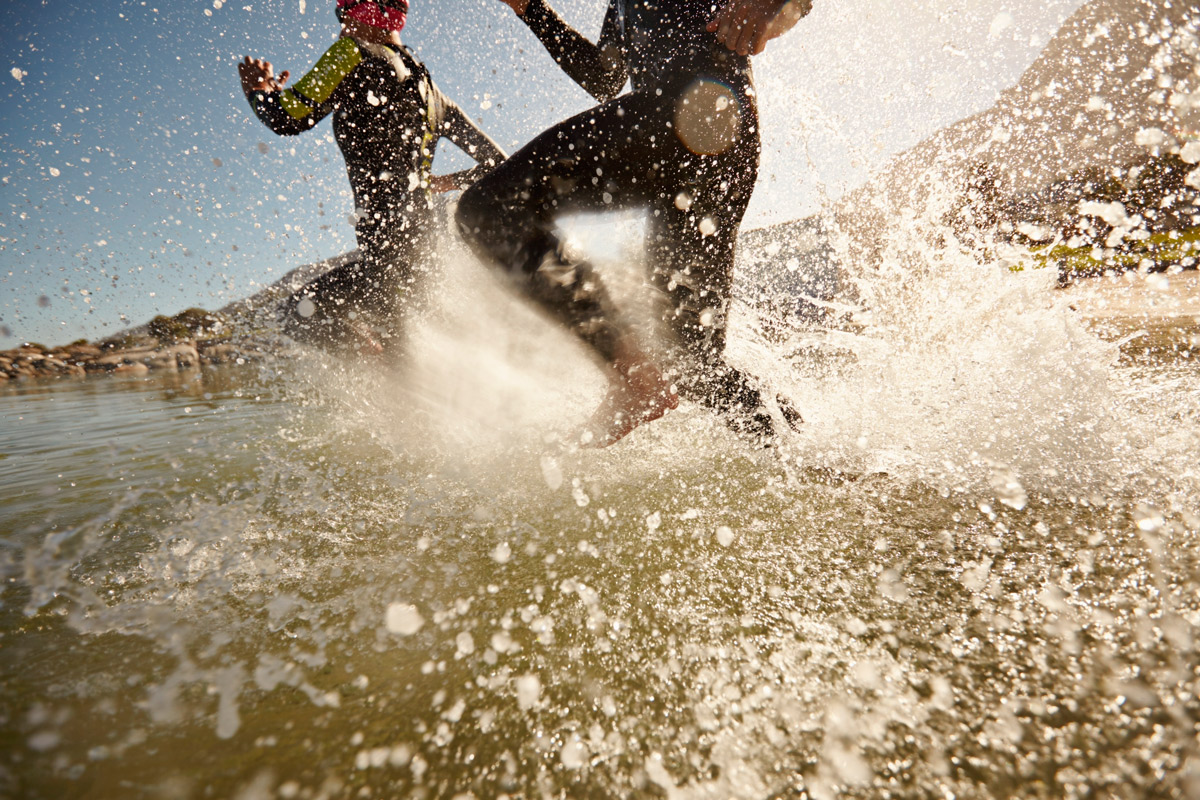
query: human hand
[
  {"left": 238, "top": 56, "right": 290, "bottom": 98},
  {"left": 708, "top": 0, "right": 811, "bottom": 56},
  {"left": 497, "top": 0, "right": 530, "bottom": 17}
]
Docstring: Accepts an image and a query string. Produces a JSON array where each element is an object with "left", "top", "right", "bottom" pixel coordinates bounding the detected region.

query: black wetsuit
[
  {"left": 457, "top": 0, "right": 780, "bottom": 438},
  {"left": 248, "top": 37, "right": 506, "bottom": 350}
]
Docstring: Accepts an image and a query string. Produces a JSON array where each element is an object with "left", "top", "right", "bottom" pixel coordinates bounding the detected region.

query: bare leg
[{"left": 579, "top": 338, "right": 679, "bottom": 448}]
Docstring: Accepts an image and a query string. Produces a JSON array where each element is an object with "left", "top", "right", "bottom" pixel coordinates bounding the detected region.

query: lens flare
[{"left": 674, "top": 78, "right": 741, "bottom": 156}]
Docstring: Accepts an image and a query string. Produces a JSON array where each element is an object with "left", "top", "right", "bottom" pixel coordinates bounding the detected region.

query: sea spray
[
  {"left": 4, "top": 250, "right": 1200, "bottom": 800},
  {"left": 5, "top": 9, "right": 1200, "bottom": 797},
  {"left": 733, "top": 175, "right": 1128, "bottom": 500}
]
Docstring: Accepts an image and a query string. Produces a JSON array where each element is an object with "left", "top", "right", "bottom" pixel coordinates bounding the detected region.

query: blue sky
[{"left": 0, "top": 0, "right": 1082, "bottom": 347}]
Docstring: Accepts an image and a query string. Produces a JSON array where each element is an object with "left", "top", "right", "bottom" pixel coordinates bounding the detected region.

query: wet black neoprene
[
  {"left": 457, "top": 0, "right": 780, "bottom": 439},
  {"left": 249, "top": 37, "right": 505, "bottom": 350}
]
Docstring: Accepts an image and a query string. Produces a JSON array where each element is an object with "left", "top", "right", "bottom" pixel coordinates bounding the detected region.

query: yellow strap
[{"left": 419, "top": 82, "right": 436, "bottom": 178}]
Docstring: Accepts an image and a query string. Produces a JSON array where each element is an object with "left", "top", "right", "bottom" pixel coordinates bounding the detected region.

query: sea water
[{"left": 2, "top": 232, "right": 1200, "bottom": 799}]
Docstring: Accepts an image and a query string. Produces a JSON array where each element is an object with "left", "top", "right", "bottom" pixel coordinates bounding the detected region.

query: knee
[
  {"left": 454, "top": 181, "right": 493, "bottom": 245},
  {"left": 456, "top": 178, "right": 535, "bottom": 273}
]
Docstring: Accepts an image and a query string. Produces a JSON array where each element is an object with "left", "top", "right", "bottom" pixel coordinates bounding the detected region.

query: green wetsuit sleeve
[
  {"left": 520, "top": 0, "right": 627, "bottom": 103},
  {"left": 247, "top": 38, "right": 363, "bottom": 135}
]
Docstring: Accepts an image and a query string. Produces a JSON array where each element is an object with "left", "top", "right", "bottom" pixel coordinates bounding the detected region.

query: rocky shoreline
[{"left": 0, "top": 338, "right": 274, "bottom": 383}]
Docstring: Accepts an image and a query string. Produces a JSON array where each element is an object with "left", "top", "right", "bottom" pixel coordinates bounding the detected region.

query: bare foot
[{"left": 580, "top": 361, "right": 679, "bottom": 448}]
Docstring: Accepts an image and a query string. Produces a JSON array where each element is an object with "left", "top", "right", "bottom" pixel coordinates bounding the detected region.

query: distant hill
[
  {"left": 214, "top": 250, "right": 361, "bottom": 331},
  {"left": 834, "top": 0, "right": 1200, "bottom": 261},
  {"left": 96, "top": 0, "right": 1200, "bottom": 353},
  {"left": 736, "top": 217, "right": 841, "bottom": 329},
  {"left": 91, "top": 250, "right": 361, "bottom": 350}
]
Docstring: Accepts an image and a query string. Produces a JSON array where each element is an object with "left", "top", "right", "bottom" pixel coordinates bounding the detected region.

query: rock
[
  {"left": 112, "top": 362, "right": 150, "bottom": 375},
  {"left": 0, "top": 347, "right": 103, "bottom": 379},
  {"left": 130, "top": 343, "right": 201, "bottom": 370},
  {"left": 2, "top": 335, "right": 264, "bottom": 381},
  {"left": 90, "top": 355, "right": 124, "bottom": 370},
  {"left": 56, "top": 344, "right": 102, "bottom": 368},
  {"left": 163, "top": 343, "right": 200, "bottom": 369},
  {"left": 93, "top": 347, "right": 159, "bottom": 370},
  {"left": 139, "top": 350, "right": 180, "bottom": 370},
  {"left": 200, "top": 343, "right": 239, "bottom": 365}
]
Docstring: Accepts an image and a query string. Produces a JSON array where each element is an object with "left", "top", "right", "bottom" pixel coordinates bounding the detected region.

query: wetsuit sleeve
[
  {"left": 427, "top": 82, "right": 508, "bottom": 188},
  {"left": 519, "top": 0, "right": 627, "bottom": 102},
  {"left": 246, "top": 38, "right": 362, "bottom": 135}
]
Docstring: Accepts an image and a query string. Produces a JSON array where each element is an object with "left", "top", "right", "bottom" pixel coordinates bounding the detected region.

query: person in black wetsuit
[
  {"left": 240, "top": 0, "right": 506, "bottom": 355},
  {"left": 456, "top": 0, "right": 810, "bottom": 447}
]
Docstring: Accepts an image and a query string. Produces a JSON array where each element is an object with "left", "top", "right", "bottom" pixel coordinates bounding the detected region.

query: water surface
[{"left": 2, "top": 264, "right": 1199, "bottom": 800}]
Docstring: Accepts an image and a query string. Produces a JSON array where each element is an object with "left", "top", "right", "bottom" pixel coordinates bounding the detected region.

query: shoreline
[
  {"left": 5, "top": 269, "right": 1196, "bottom": 385},
  {"left": 0, "top": 337, "right": 274, "bottom": 383}
]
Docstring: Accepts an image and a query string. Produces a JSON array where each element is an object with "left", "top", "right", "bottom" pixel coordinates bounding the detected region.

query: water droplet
[
  {"left": 385, "top": 603, "right": 423, "bottom": 635},
  {"left": 515, "top": 674, "right": 541, "bottom": 710}
]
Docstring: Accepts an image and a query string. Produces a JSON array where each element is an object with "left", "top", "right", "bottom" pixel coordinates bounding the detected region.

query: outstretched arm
[
  {"left": 497, "top": 0, "right": 627, "bottom": 103},
  {"left": 708, "top": 0, "right": 813, "bottom": 56},
  {"left": 240, "top": 38, "right": 362, "bottom": 135}
]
